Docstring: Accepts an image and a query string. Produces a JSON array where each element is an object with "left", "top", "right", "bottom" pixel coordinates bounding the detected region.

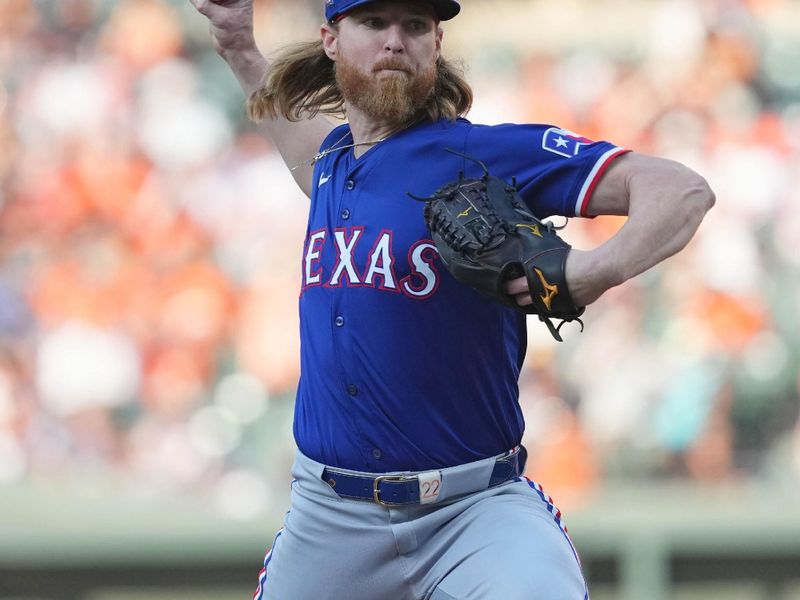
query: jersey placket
[{"left": 329, "top": 155, "right": 384, "bottom": 467}]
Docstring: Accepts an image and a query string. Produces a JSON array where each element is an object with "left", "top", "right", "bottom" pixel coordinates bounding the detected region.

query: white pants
[{"left": 253, "top": 450, "right": 588, "bottom": 600}]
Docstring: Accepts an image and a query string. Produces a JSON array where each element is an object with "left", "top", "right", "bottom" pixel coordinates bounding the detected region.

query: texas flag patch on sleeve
[{"left": 542, "top": 127, "right": 595, "bottom": 158}]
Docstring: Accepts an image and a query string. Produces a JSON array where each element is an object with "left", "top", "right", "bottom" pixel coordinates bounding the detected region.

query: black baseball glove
[{"left": 410, "top": 151, "right": 585, "bottom": 342}]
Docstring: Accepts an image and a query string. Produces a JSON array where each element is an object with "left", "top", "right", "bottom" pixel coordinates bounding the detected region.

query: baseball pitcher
[{"left": 189, "top": 0, "right": 715, "bottom": 598}]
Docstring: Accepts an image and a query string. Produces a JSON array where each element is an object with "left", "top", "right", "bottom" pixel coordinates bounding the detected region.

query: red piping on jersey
[{"left": 579, "top": 148, "right": 631, "bottom": 217}]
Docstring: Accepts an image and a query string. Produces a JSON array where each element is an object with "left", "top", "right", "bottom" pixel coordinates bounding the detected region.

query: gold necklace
[{"left": 291, "top": 132, "right": 387, "bottom": 171}]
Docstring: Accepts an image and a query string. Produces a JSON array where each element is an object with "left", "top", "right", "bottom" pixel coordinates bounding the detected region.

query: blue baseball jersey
[{"left": 294, "top": 118, "right": 628, "bottom": 472}]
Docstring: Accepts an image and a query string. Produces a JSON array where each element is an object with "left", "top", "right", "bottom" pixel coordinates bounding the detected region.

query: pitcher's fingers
[
  {"left": 515, "top": 294, "right": 533, "bottom": 307},
  {"left": 189, "top": 0, "right": 210, "bottom": 15},
  {"left": 504, "top": 276, "right": 528, "bottom": 295}
]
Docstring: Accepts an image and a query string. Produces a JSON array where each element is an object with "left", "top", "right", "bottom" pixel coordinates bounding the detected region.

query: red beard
[{"left": 335, "top": 55, "right": 436, "bottom": 127}]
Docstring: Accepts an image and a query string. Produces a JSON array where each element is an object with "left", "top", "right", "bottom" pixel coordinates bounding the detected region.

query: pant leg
[
  {"left": 411, "top": 477, "right": 588, "bottom": 600},
  {"left": 253, "top": 451, "right": 414, "bottom": 600}
]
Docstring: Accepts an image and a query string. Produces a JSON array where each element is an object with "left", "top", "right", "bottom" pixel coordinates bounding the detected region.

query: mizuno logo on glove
[
  {"left": 533, "top": 268, "right": 559, "bottom": 312},
  {"left": 515, "top": 223, "right": 543, "bottom": 238}
]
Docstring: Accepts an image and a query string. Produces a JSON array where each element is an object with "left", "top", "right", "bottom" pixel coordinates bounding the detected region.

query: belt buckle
[{"left": 373, "top": 474, "right": 414, "bottom": 507}]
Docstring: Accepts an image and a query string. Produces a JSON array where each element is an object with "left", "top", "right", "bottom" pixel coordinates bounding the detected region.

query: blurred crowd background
[{"left": 1, "top": 0, "right": 800, "bottom": 522}]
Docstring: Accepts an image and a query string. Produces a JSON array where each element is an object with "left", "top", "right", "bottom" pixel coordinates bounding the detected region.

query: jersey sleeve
[{"left": 463, "top": 123, "right": 629, "bottom": 218}]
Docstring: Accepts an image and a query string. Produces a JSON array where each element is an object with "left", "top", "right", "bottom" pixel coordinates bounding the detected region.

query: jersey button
[
  {"left": 341, "top": 209, "right": 351, "bottom": 220},
  {"left": 335, "top": 316, "right": 345, "bottom": 327},
  {"left": 347, "top": 384, "right": 358, "bottom": 396},
  {"left": 345, "top": 179, "right": 355, "bottom": 191},
  {"left": 372, "top": 448, "right": 382, "bottom": 460}
]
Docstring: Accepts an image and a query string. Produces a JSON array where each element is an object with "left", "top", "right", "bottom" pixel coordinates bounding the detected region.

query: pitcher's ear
[{"left": 321, "top": 23, "right": 339, "bottom": 60}]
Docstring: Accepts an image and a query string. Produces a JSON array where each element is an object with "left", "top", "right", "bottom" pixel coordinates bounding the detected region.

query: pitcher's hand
[{"left": 189, "top": 0, "right": 256, "bottom": 57}]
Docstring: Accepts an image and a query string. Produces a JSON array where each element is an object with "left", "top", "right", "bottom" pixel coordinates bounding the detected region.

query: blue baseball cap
[{"left": 325, "top": 0, "right": 461, "bottom": 23}]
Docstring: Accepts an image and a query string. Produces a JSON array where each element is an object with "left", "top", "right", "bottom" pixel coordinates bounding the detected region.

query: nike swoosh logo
[{"left": 318, "top": 173, "right": 332, "bottom": 188}]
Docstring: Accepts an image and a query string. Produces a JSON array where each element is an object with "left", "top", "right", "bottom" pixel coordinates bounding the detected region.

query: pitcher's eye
[
  {"left": 362, "top": 17, "right": 385, "bottom": 28},
  {"left": 407, "top": 19, "right": 431, "bottom": 33}
]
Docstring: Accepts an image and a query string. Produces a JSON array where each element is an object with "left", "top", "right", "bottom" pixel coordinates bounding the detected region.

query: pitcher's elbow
[
  {"left": 681, "top": 171, "right": 716, "bottom": 221},
  {"left": 698, "top": 177, "right": 716, "bottom": 213}
]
